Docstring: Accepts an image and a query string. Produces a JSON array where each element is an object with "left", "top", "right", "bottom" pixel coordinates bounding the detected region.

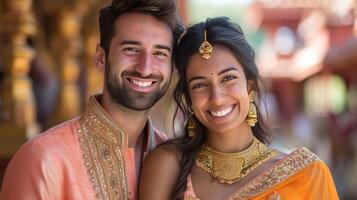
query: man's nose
[{"left": 134, "top": 53, "right": 153, "bottom": 77}]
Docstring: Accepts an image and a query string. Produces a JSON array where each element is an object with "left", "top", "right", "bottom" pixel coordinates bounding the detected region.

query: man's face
[{"left": 104, "top": 12, "right": 173, "bottom": 111}]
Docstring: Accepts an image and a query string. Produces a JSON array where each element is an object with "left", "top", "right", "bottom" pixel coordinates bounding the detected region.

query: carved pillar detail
[
  {"left": 51, "top": 9, "right": 82, "bottom": 124},
  {"left": 0, "top": 0, "right": 40, "bottom": 156},
  {"left": 82, "top": 1, "right": 106, "bottom": 99}
]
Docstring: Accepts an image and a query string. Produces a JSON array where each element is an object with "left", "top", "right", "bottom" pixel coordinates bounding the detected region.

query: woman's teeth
[{"left": 210, "top": 105, "right": 234, "bottom": 117}]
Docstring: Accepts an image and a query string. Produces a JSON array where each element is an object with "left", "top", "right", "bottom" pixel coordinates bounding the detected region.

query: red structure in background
[
  {"left": 246, "top": 1, "right": 356, "bottom": 199},
  {"left": 245, "top": 0, "right": 356, "bottom": 121}
]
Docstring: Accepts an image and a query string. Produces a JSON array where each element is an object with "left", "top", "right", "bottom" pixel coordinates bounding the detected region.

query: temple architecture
[
  {"left": 0, "top": 0, "right": 356, "bottom": 197},
  {"left": 0, "top": 0, "right": 187, "bottom": 184}
]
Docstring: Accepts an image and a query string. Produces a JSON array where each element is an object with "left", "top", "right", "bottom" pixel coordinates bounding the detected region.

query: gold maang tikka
[{"left": 199, "top": 30, "right": 213, "bottom": 59}]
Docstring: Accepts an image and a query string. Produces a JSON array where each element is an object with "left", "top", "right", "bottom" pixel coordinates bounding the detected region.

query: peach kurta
[
  {"left": 185, "top": 148, "right": 339, "bottom": 200},
  {"left": 1, "top": 95, "right": 166, "bottom": 200}
]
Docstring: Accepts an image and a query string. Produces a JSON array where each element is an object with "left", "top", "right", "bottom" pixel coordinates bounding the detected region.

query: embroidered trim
[
  {"left": 228, "top": 147, "right": 320, "bottom": 200},
  {"left": 184, "top": 175, "right": 200, "bottom": 200},
  {"left": 77, "top": 96, "right": 128, "bottom": 200}
]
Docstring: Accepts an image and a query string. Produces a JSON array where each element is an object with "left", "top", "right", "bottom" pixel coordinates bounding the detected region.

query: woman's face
[{"left": 186, "top": 44, "right": 251, "bottom": 134}]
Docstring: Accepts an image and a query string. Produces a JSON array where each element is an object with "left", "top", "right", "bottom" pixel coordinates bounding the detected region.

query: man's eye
[
  {"left": 123, "top": 47, "right": 139, "bottom": 53},
  {"left": 222, "top": 76, "right": 237, "bottom": 82},
  {"left": 192, "top": 83, "right": 207, "bottom": 89},
  {"left": 154, "top": 51, "right": 168, "bottom": 58}
]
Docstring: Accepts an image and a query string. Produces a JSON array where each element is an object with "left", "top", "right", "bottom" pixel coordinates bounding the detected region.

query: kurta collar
[{"left": 82, "top": 94, "right": 156, "bottom": 149}]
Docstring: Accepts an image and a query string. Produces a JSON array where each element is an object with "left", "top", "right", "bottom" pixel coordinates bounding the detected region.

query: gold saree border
[
  {"left": 228, "top": 147, "right": 320, "bottom": 200},
  {"left": 77, "top": 96, "right": 129, "bottom": 200}
]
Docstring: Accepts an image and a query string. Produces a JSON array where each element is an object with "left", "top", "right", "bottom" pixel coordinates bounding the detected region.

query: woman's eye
[
  {"left": 222, "top": 76, "right": 237, "bottom": 82},
  {"left": 192, "top": 83, "right": 207, "bottom": 89}
]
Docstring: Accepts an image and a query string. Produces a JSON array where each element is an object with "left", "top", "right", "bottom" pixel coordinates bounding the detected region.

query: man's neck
[{"left": 101, "top": 94, "right": 150, "bottom": 148}]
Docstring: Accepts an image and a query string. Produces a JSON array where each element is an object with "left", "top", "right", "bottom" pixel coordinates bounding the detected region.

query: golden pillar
[
  {"left": 82, "top": 1, "right": 108, "bottom": 99},
  {"left": 51, "top": 9, "right": 82, "bottom": 124},
  {"left": 0, "top": 0, "right": 40, "bottom": 156},
  {"left": 43, "top": 1, "right": 89, "bottom": 124}
]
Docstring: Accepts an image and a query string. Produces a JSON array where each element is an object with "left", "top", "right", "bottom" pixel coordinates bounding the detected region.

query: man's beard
[{"left": 105, "top": 64, "right": 170, "bottom": 111}]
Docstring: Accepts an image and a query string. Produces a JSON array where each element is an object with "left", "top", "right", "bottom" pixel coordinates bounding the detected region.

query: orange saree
[{"left": 185, "top": 148, "right": 339, "bottom": 200}]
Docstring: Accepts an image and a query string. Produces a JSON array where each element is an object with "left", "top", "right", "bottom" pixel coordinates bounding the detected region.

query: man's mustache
[{"left": 122, "top": 70, "right": 162, "bottom": 80}]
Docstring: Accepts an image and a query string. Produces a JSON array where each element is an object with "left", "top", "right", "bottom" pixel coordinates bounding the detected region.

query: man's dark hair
[{"left": 99, "top": 0, "right": 184, "bottom": 55}]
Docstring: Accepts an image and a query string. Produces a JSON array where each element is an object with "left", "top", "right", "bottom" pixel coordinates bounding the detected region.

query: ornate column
[
  {"left": 82, "top": 1, "right": 107, "bottom": 99},
  {"left": 0, "top": 0, "right": 40, "bottom": 156},
  {"left": 51, "top": 9, "right": 82, "bottom": 124},
  {"left": 40, "top": 1, "right": 89, "bottom": 125}
]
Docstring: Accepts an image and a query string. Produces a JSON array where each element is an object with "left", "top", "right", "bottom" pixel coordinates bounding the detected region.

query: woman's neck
[{"left": 205, "top": 123, "right": 254, "bottom": 153}]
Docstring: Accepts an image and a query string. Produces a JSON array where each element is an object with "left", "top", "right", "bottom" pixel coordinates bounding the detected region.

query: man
[{"left": 0, "top": 0, "right": 183, "bottom": 199}]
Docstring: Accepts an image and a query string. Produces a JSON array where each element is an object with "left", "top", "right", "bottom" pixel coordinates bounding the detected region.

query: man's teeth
[
  {"left": 210, "top": 106, "right": 233, "bottom": 117},
  {"left": 131, "top": 80, "right": 153, "bottom": 87}
]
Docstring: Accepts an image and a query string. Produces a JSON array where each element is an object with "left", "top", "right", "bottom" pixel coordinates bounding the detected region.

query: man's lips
[
  {"left": 125, "top": 77, "right": 158, "bottom": 92},
  {"left": 129, "top": 79, "right": 154, "bottom": 87}
]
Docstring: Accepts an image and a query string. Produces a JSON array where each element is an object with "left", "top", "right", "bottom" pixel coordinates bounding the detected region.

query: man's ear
[{"left": 95, "top": 44, "right": 106, "bottom": 73}]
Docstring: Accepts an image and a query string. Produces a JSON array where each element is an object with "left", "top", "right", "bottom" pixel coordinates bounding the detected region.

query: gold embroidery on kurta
[
  {"left": 77, "top": 96, "right": 129, "bottom": 200},
  {"left": 228, "top": 147, "right": 320, "bottom": 200}
]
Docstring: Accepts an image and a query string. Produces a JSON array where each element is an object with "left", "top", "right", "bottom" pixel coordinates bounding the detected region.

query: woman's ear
[
  {"left": 184, "top": 93, "right": 192, "bottom": 107},
  {"left": 95, "top": 44, "right": 106, "bottom": 73},
  {"left": 247, "top": 80, "right": 255, "bottom": 93}
]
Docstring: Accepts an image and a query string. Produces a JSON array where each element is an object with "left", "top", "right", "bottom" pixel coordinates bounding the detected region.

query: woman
[{"left": 139, "top": 17, "right": 338, "bottom": 200}]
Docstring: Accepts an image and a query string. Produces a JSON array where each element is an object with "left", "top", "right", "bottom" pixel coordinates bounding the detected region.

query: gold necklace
[{"left": 195, "top": 137, "right": 278, "bottom": 184}]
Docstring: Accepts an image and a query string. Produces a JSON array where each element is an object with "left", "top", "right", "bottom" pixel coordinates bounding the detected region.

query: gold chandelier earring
[
  {"left": 187, "top": 108, "right": 197, "bottom": 138},
  {"left": 246, "top": 91, "right": 258, "bottom": 127}
]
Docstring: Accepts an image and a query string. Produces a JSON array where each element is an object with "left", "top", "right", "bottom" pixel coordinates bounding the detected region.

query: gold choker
[{"left": 195, "top": 137, "right": 278, "bottom": 184}]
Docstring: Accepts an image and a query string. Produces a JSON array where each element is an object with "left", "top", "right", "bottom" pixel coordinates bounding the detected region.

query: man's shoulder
[
  {"left": 42, "top": 117, "right": 80, "bottom": 135},
  {"left": 1, "top": 117, "right": 91, "bottom": 200},
  {"left": 33, "top": 117, "right": 80, "bottom": 143},
  {"left": 17, "top": 117, "right": 81, "bottom": 157}
]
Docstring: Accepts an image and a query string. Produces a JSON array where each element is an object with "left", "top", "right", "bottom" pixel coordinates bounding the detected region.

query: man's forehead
[{"left": 113, "top": 12, "right": 173, "bottom": 43}]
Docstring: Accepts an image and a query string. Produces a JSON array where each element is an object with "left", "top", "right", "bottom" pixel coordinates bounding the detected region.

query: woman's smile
[{"left": 207, "top": 104, "right": 235, "bottom": 118}]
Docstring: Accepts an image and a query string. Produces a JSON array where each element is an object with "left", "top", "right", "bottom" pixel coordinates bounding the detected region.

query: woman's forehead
[{"left": 186, "top": 45, "right": 244, "bottom": 78}]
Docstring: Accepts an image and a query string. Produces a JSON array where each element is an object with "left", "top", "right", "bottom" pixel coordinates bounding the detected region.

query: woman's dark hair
[{"left": 170, "top": 17, "right": 271, "bottom": 199}]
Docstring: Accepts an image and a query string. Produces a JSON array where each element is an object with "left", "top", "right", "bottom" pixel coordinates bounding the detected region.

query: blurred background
[{"left": 0, "top": 0, "right": 356, "bottom": 199}]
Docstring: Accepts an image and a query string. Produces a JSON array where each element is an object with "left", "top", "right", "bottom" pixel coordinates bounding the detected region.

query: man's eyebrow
[
  {"left": 120, "top": 40, "right": 141, "bottom": 46},
  {"left": 218, "top": 67, "right": 239, "bottom": 75},
  {"left": 120, "top": 40, "right": 172, "bottom": 52},
  {"left": 155, "top": 44, "right": 172, "bottom": 52}
]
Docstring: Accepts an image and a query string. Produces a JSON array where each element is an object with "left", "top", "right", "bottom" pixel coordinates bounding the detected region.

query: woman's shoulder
[
  {"left": 227, "top": 147, "right": 335, "bottom": 200},
  {"left": 142, "top": 142, "right": 183, "bottom": 179},
  {"left": 269, "top": 148, "right": 337, "bottom": 198},
  {"left": 140, "top": 143, "right": 182, "bottom": 199},
  {"left": 146, "top": 142, "right": 182, "bottom": 164},
  {"left": 284, "top": 147, "right": 322, "bottom": 164},
  {"left": 268, "top": 147, "right": 330, "bottom": 181},
  {"left": 270, "top": 147, "right": 324, "bottom": 173}
]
